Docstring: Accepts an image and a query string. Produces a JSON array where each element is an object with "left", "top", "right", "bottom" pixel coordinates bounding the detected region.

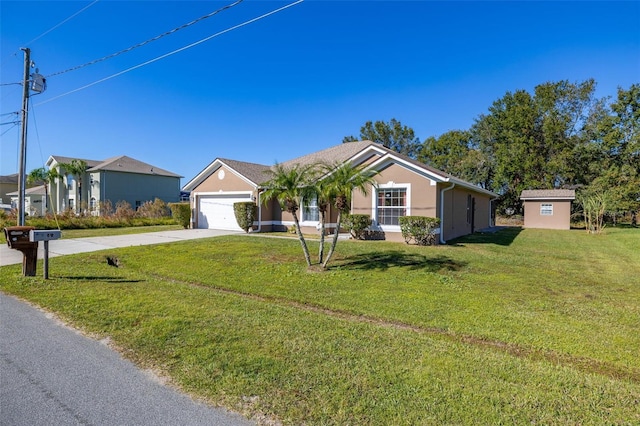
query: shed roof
[{"left": 520, "top": 189, "right": 576, "bottom": 200}]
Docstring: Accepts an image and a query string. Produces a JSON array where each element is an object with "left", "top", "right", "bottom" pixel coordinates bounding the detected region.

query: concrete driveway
[{"left": 0, "top": 228, "right": 241, "bottom": 267}]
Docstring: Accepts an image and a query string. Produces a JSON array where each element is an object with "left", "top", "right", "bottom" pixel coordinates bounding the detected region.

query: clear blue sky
[{"left": 1, "top": 1, "right": 639, "bottom": 185}]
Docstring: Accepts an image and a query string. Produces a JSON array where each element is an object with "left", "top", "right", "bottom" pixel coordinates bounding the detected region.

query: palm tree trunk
[
  {"left": 318, "top": 210, "right": 326, "bottom": 263},
  {"left": 292, "top": 213, "right": 312, "bottom": 267},
  {"left": 322, "top": 211, "right": 342, "bottom": 268}
]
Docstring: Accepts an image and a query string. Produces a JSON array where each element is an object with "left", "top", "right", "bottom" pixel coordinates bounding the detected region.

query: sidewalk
[{"left": 0, "top": 228, "right": 240, "bottom": 267}]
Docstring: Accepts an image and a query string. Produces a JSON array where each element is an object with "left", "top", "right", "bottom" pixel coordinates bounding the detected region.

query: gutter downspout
[
  {"left": 256, "top": 188, "right": 263, "bottom": 232},
  {"left": 439, "top": 182, "right": 455, "bottom": 245}
]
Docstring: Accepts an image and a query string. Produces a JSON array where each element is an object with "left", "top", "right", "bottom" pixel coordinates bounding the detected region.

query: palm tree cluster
[{"left": 261, "top": 161, "right": 378, "bottom": 268}]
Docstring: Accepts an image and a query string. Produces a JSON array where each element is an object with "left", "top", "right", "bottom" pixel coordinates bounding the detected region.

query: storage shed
[{"left": 520, "top": 189, "right": 575, "bottom": 230}]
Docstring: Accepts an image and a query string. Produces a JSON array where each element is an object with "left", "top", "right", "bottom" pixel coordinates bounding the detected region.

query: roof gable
[{"left": 182, "top": 158, "right": 271, "bottom": 191}]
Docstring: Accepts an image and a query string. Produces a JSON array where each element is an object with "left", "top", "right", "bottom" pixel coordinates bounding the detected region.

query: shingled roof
[
  {"left": 48, "top": 155, "right": 181, "bottom": 178},
  {"left": 520, "top": 189, "right": 576, "bottom": 200},
  {"left": 279, "top": 140, "right": 378, "bottom": 168},
  {"left": 217, "top": 158, "right": 272, "bottom": 185},
  {"left": 88, "top": 155, "right": 182, "bottom": 178}
]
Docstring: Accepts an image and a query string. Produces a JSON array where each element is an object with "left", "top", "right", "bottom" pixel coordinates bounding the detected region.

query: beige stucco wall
[
  {"left": 440, "top": 185, "right": 494, "bottom": 242},
  {"left": 523, "top": 199, "right": 572, "bottom": 230},
  {"left": 192, "top": 166, "right": 255, "bottom": 194}
]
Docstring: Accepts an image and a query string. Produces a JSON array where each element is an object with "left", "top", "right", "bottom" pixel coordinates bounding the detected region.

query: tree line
[{"left": 344, "top": 80, "right": 639, "bottom": 217}]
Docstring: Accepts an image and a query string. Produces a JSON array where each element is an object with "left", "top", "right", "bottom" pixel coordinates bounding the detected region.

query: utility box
[
  {"left": 4, "top": 226, "right": 38, "bottom": 276},
  {"left": 29, "top": 229, "right": 61, "bottom": 242}
]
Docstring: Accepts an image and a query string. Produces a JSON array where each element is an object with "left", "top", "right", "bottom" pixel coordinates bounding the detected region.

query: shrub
[
  {"left": 343, "top": 214, "right": 372, "bottom": 239},
  {"left": 233, "top": 202, "right": 257, "bottom": 233},
  {"left": 114, "top": 201, "right": 135, "bottom": 221},
  {"left": 136, "top": 198, "right": 171, "bottom": 219},
  {"left": 399, "top": 216, "right": 441, "bottom": 245},
  {"left": 169, "top": 202, "right": 192, "bottom": 229}
]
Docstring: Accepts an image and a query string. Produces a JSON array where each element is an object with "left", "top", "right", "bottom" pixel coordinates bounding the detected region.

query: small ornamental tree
[
  {"left": 399, "top": 216, "right": 441, "bottom": 245},
  {"left": 234, "top": 201, "right": 257, "bottom": 233}
]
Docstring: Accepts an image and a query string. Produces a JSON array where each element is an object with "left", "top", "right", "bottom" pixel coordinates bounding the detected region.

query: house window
[
  {"left": 90, "top": 197, "right": 97, "bottom": 211},
  {"left": 377, "top": 188, "right": 406, "bottom": 226},
  {"left": 135, "top": 201, "right": 142, "bottom": 210},
  {"left": 302, "top": 197, "right": 319, "bottom": 222},
  {"left": 540, "top": 203, "right": 553, "bottom": 215},
  {"left": 68, "top": 199, "right": 74, "bottom": 210}
]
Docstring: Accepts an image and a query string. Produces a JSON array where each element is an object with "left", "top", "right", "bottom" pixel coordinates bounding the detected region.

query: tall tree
[
  {"left": 589, "top": 84, "right": 640, "bottom": 215},
  {"left": 343, "top": 118, "right": 420, "bottom": 158},
  {"left": 471, "top": 79, "right": 599, "bottom": 213},
  {"left": 262, "top": 163, "right": 315, "bottom": 267},
  {"left": 418, "top": 130, "right": 492, "bottom": 188},
  {"left": 59, "top": 159, "right": 88, "bottom": 213},
  {"left": 321, "top": 162, "right": 378, "bottom": 268}
]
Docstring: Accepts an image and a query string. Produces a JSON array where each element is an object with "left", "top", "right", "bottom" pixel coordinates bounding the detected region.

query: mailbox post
[{"left": 29, "top": 229, "right": 62, "bottom": 279}]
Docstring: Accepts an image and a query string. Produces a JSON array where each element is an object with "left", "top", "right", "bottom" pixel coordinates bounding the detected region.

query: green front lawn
[{"left": 1, "top": 227, "right": 639, "bottom": 424}]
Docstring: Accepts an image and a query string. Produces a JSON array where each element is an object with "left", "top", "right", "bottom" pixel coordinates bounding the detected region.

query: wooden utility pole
[{"left": 17, "top": 47, "right": 30, "bottom": 226}]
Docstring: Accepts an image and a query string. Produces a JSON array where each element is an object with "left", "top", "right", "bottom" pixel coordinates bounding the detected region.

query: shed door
[{"left": 197, "top": 194, "right": 251, "bottom": 230}]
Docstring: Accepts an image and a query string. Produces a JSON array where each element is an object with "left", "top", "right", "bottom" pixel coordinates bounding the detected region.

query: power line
[
  {"left": 46, "top": 0, "right": 243, "bottom": 78},
  {"left": 36, "top": 0, "right": 304, "bottom": 107},
  {"left": 23, "top": 0, "right": 101, "bottom": 48}
]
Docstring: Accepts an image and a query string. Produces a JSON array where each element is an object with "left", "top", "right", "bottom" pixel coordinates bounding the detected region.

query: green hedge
[
  {"left": 233, "top": 202, "right": 257, "bottom": 233},
  {"left": 343, "top": 214, "right": 372, "bottom": 239},
  {"left": 169, "top": 202, "right": 191, "bottom": 229},
  {"left": 398, "top": 216, "right": 441, "bottom": 245}
]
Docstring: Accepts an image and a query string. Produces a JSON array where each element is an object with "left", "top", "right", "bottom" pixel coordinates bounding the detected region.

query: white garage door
[{"left": 197, "top": 194, "right": 252, "bottom": 230}]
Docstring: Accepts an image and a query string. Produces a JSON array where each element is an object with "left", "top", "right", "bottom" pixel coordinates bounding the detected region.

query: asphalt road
[{"left": 1, "top": 228, "right": 253, "bottom": 425}]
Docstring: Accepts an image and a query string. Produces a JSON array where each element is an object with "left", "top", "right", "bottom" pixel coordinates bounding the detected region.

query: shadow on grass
[
  {"left": 449, "top": 226, "right": 522, "bottom": 247},
  {"left": 57, "top": 276, "right": 144, "bottom": 284},
  {"left": 335, "top": 251, "right": 467, "bottom": 272}
]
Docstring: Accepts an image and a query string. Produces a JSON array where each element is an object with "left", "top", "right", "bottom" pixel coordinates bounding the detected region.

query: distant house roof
[
  {"left": 47, "top": 156, "right": 102, "bottom": 169},
  {"left": 46, "top": 155, "right": 181, "bottom": 178},
  {"left": 520, "top": 189, "right": 576, "bottom": 200},
  {"left": 88, "top": 155, "right": 182, "bottom": 178},
  {"left": 8, "top": 185, "right": 46, "bottom": 196},
  {"left": 0, "top": 174, "right": 19, "bottom": 184}
]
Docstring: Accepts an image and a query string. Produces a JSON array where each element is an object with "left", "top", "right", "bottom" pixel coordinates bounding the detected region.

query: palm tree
[
  {"left": 307, "top": 167, "right": 333, "bottom": 264},
  {"left": 27, "top": 167, "right": 61, "bottom": 214},
  {"left": 321, "top": 162, "right": 378, "bottom": 268},
  {"left": 59, "top": 159, "right": 87, "bottom": 213},
  {"left": 262, "top": 163, "right": 316, "bottom": 267}
]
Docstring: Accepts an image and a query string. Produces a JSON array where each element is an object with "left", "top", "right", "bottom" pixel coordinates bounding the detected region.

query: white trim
[
  {"left": 194, "top": 190, "right": 254, "bottom": 197},
  {"left": 372, "top": 183, "right": 411, "bottom": 232},
  {"left": 183, "top": 159, "right": 259, "bottom": 192}
]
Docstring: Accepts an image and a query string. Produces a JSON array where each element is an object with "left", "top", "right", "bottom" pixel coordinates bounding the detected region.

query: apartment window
[
  {"left": 302, "top": 197, "right": 319, "bottom": 222},
  {"left": 377, "top": 188, "right": 406, "bottom": 226},
  {"left": 540, "top": 203, "right": 553, "bottom": 216}
]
